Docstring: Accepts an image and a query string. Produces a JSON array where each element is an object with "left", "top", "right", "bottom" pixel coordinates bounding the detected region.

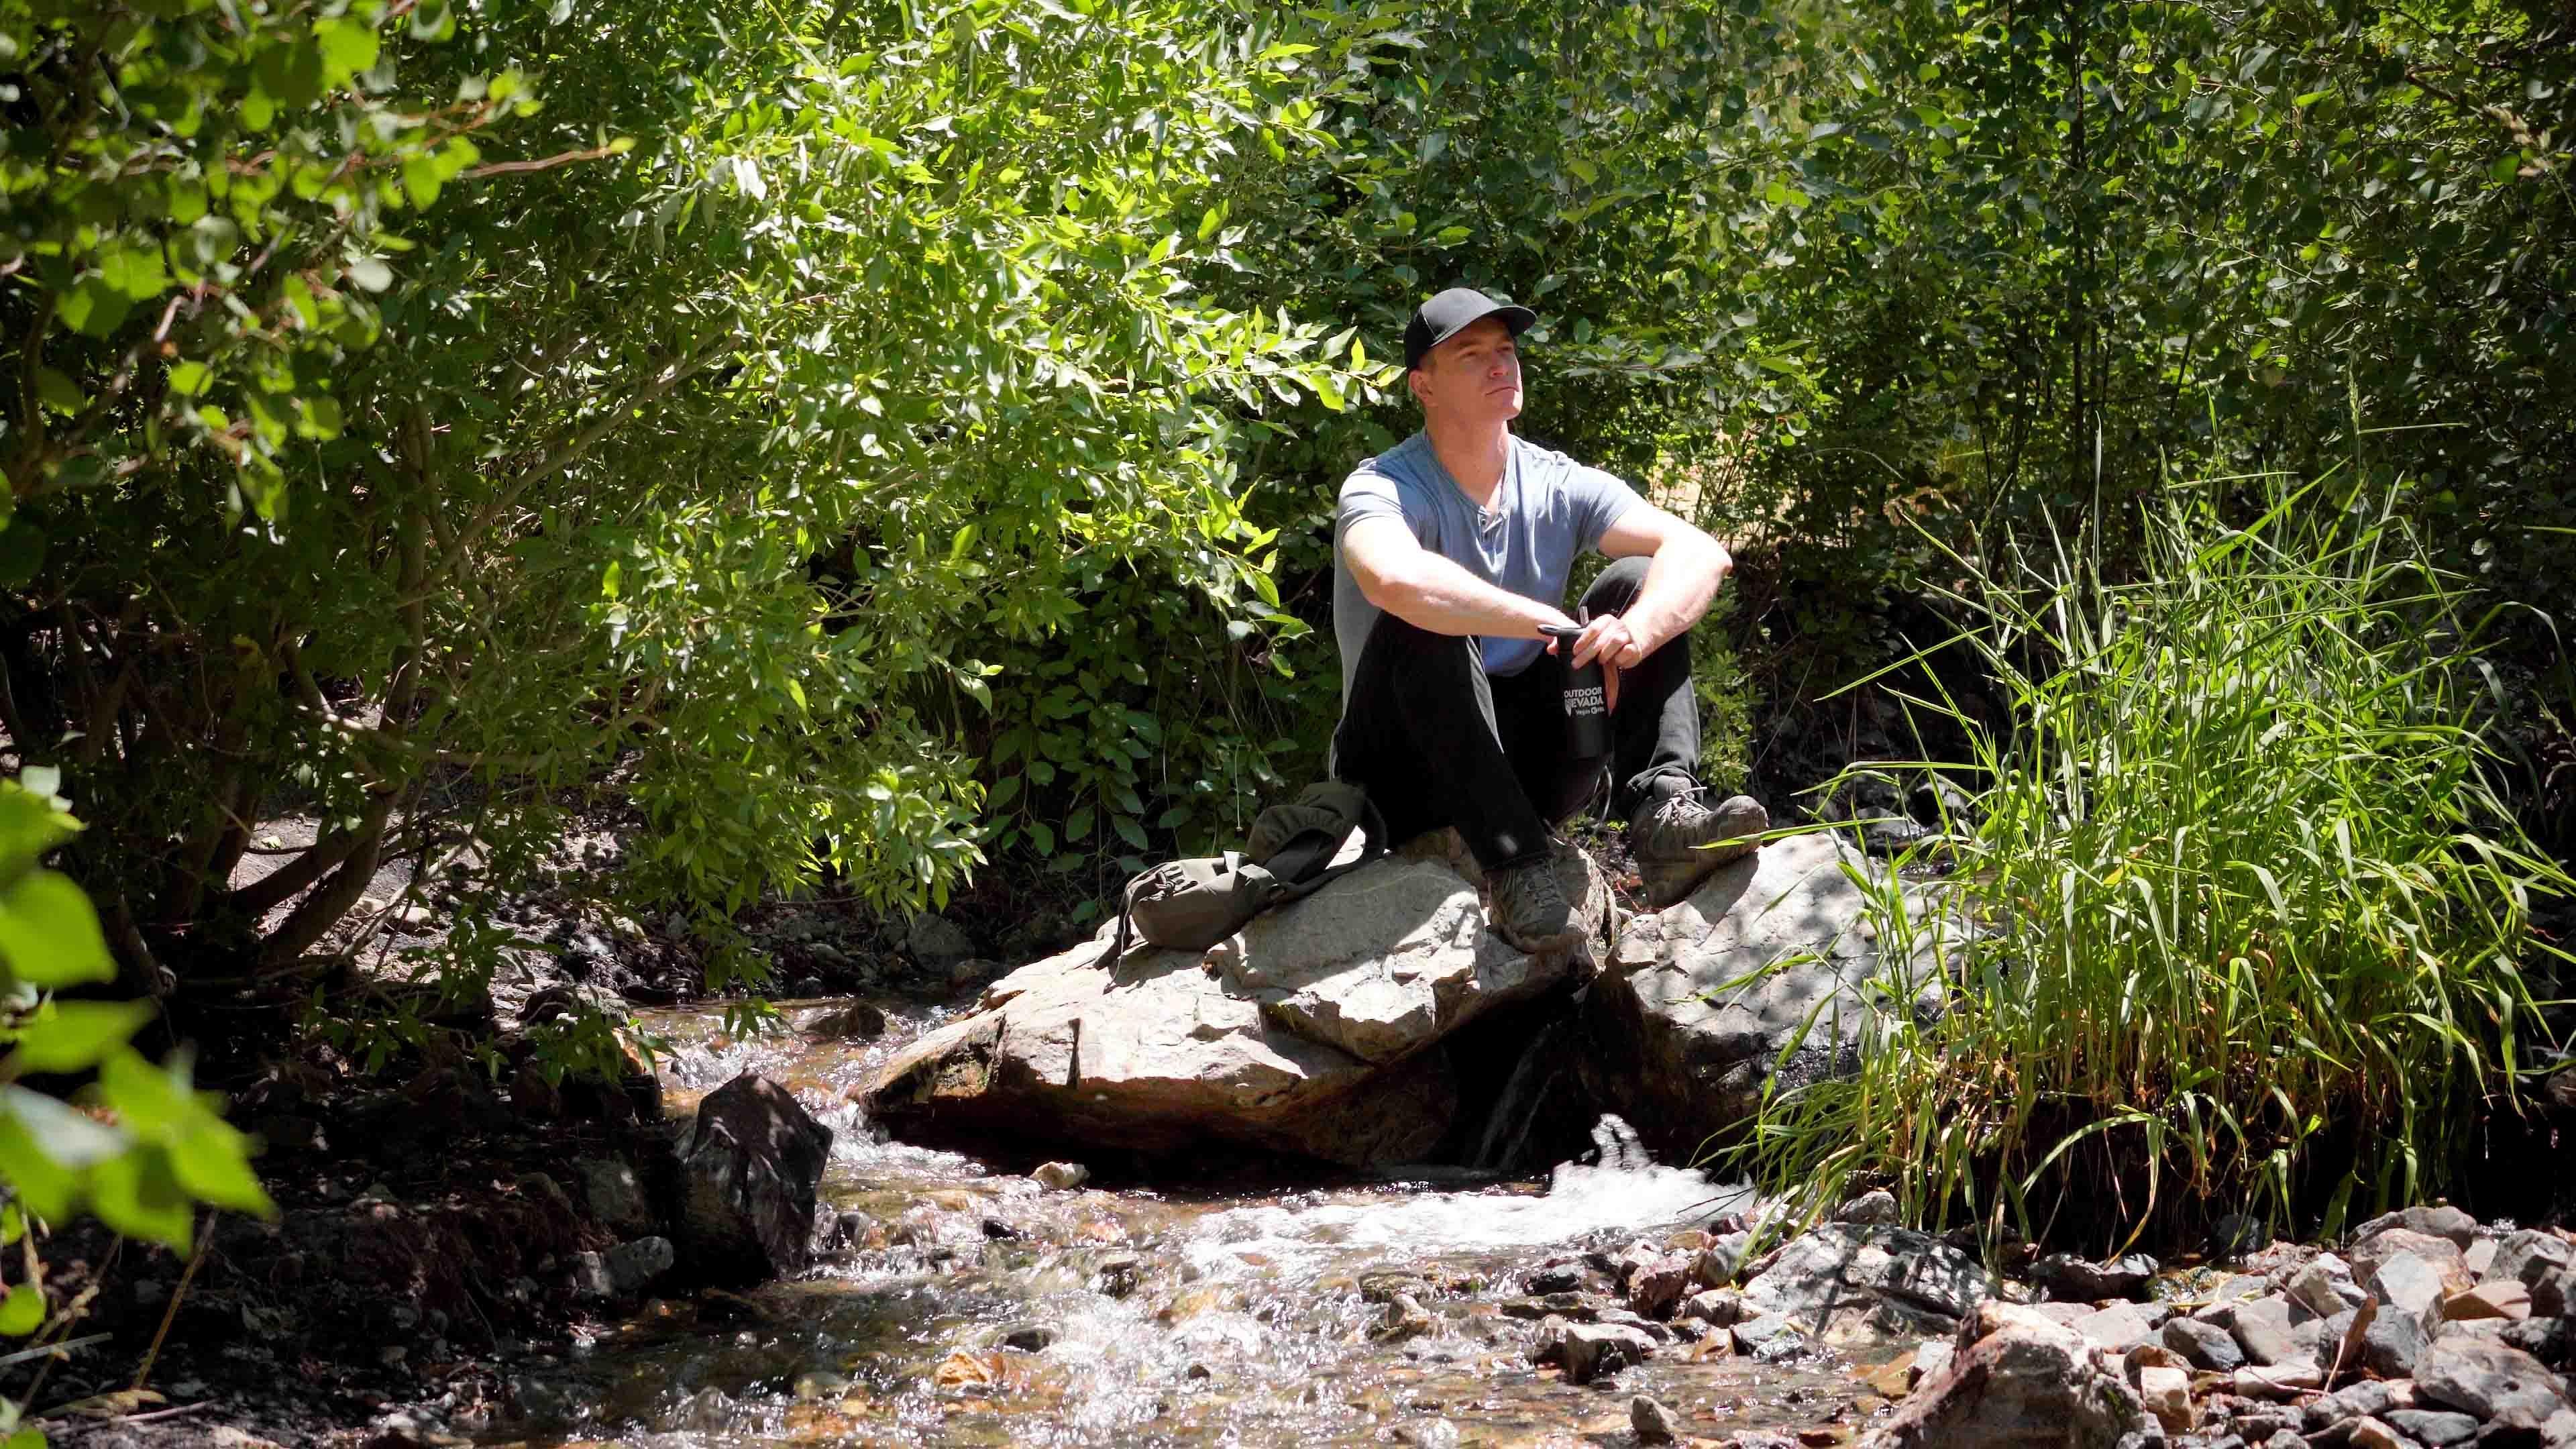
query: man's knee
[{"left": 1580, "top": 554, "right": 1656, "bottom": 619}]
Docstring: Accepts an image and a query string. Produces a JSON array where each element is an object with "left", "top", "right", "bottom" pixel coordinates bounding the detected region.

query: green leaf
[
  {"left": 55, "top": 278, "right": 133, "bottom": 339},
  {"left": 345, "top": 258, "right": 393, "bottom": 293},
  {"left": 33, "top": 370, "right": 81, "bottom": 416},
  {"left": 987, "top": 775, "right": 1023, "bottom": 810},
  {"left": 0, "top": 1285, "right": 42, "bottom": 1337},
  {"left": 86, "top": 1146, "right": 193, "bottom": 1250},
  {"left": 7, "top": 1001, "right": 154, "bottom": 1073},
  {"left": 97, "top": 246, "right": 169, "bottom": 302},
  {"left": 1114, "top": 815, "right": 1148, "bottom": 850},
  {"left": 166, "top": 361, "right": 211, "bottom": 397},
  {"left": 0, "top": 525, "right": 48, "bottom": 591},
  {"left": 314, "top": 17, "right": 380, "bottom": 83},
  {"left": 1067, "top": 804, "right": 1094, "bottom": 840},
  {"left": 0, "top": 871, "right": 115, "bottom": 987}
]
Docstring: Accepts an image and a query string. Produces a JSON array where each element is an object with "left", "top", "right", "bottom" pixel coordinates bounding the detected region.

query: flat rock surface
[{"left": 861, "top": 837, "right": 1600, "bottom": 1164}]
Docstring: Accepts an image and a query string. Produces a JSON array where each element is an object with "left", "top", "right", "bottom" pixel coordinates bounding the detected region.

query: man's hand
[
  {"left": 1563, "top": 612, "right": 1647, "bottom": 671},
  {"left": 1544, "top": 612, "right": 1641, "bottom": 713}
]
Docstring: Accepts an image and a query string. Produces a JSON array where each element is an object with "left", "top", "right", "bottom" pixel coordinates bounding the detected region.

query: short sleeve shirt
[{"left": 1330, "top": 431, "right": 1648, "bottom": 704}]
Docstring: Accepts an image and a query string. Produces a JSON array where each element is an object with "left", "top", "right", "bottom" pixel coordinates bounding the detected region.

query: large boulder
[
  {"left": 675, "top": 1073, "right": 834, "bottom": 1282},
  {"left": 861, "top": 838, "right": 1602, "bottom": 1166},
  {"left": 1862, "top": 1302, "right": 2149, "bottom": 1449},
  {"left": 1578, "top": 832, "right": 1953, "bottom": 1157}
]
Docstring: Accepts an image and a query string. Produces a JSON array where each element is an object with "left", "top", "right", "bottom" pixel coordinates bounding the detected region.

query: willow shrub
[{"left": 1737, "top": 482, "right": 2573, "bottom": 1250}]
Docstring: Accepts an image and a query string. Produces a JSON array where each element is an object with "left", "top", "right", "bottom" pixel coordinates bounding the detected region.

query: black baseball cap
[{"left": 1403, "top": 286, "right": 1536, "bottom": 370}]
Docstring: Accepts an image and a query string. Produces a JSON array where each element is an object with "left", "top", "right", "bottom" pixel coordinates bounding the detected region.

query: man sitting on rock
[{"left": 1333, "top": 286, "right": 1768, "bottom": 953}]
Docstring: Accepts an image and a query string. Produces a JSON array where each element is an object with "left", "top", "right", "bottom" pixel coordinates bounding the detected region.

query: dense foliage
[
  {"left": 0, "top": 0, "right": 2569, "bottom": 1267},
  {"left": 1739, "top": 488, "right": 2571, "bottom": 1244}
]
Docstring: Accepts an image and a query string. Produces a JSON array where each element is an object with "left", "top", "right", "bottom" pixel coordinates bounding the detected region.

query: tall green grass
[{"left": 1737, "top": 481, "right": 2574, "bottom": 1249}]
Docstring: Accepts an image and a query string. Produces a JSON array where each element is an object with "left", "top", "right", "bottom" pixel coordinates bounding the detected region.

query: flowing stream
[{"left": 481, "top": 999, "right": 1876, "bottom": 1447}]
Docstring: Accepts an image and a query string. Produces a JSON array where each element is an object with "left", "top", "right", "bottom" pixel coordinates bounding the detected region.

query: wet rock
[
  {"left": 802, "top": 1001, "right": 887, "bottom": 1040},
  {"left": 1095, "top": 1252, "right": 1142, "bottom": 1298},
  {"left": 1031, "top": 1161, "right": 1089, "bottom": 1191},
  {"left": 1000, "top": 1322, "right": 1059, "bottom": 1352},
  {"left": 1695, "top": 1232, "right": 1752, "bottom": 1288},
  {"left": 2031, "top": 1252, "right": 2159, "bottom": 1303},
  {"left": 2485, "top": 1232, "right": 2575, "bottom": 1318},
  {"left": 1731, "top": 1312, "right": 1807, "bottom": 1360},
  {"left": 1632, "top": 1393, "right": 1682, "bottom": 1444},
  {"left": 1912, "top": 1339, "right": 1955, "bottom": 1385},
  {"left": 908, "top": 911, "right": 977, "bottom": 968},
  {"left": 575, "top": 1158, "right": 652, "bottom": 1234},
  {"left": 1372, "top": 1293, "right": 1436, "bottom": 1343},
  {"left": 1526, "top": 1263, "right": 1591, "bottom": 1295},
  {"left": 675, "top": 1073, "right": 834, "bottom": 1282},
  {"left": 1737, "top": 1223, "right": 1998, "bottom": 1346},
  {"left": 1577, "top": 833, "right": 1957, "bottom": 1159},
  {"left": 2351, "top": 1205, "right": 2477, "bottom": 1251},
  {"left": 1859, "top": 1302, "right": 2147, "bottom": 1448},
  {"left": 1534, "top": 1313, "right": 1656, "bottom": 1384},
  {"left": 793, "top": 1370, "right": 852, "bottom": 1401},
  {"left": 1684, "top": 1288, "right": 1749, "bottom": 1328},
  {"left": 1627, "top": 1252, "right": 1695, "bottom": 1320},
  {"left": 1838, "top": 1190, "right": 1900, "bottom": 1225},
  {"left": 2383, "top": 1408, "right": 2481, "bottom": 1445},
  {"left": 573, "top": 1236, "right": 674, "bottom": 1299},
  {"left": 2414, "top": 1336, "right": 2569, "bottom": 1421},
  {"left": 2163, "top": 1316, "right": 2245, "bottom": 1372},
  {"left": 863, "top": 841, "right": 1599, "bottom": 1165}
]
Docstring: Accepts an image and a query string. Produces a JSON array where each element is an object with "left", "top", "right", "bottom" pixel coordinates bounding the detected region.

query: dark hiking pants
[{"left": 1332, "top": 555, "right": 1702, "bottom": 871}]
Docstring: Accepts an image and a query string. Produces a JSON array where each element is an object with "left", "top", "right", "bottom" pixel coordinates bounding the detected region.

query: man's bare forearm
[
  {"left": 1621, "top": 535, "right": 1731, "bottom": 654},
  {"left": 1360, "top": 543, "right": 1572, "bottom": 639}
]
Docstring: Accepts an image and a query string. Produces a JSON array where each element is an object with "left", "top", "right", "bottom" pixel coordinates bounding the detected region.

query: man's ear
[{"left": 1406, "top": 365, "right": 1430, "bottom": 409}]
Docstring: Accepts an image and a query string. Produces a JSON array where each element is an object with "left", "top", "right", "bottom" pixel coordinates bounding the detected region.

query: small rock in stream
[
  {"left": 1631, "top": 1393, "right": 1682, "bottom": 1444},
  {"left": 1095, "top": 1252, "right": 1143, "bottom": 1297},
  {"left": 1372, "top": 1293, "right": 1436, "bottom": 1343},
  {"left": 1032, "top": 1161, "right": 1090, "bottom": 1190},
  {"left": 1000, "top": 1322, "right": 1059, "bottom": 1352},
  {"left": 1533, "top": 1313, "right": 1656, "bottom": 1384}
]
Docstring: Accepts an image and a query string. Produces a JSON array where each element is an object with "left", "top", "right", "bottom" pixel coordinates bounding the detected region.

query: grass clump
[{"left": 1737, "top": 481, "right": 2573, "bottom": 1250}]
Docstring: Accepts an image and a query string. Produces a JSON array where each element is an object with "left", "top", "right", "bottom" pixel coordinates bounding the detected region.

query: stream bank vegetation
[{"left": 1738, "top": 477, "right": 2575, "bottom": 1252}]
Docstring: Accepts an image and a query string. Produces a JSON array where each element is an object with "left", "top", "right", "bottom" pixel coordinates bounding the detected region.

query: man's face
[{"left": 1409, "top": 316, "right": 1523, "bottom": 425}]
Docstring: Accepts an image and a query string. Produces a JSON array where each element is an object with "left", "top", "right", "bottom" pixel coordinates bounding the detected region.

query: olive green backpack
[{"left": 1095, "top": 782, "right": 1388, "bottom": 965}]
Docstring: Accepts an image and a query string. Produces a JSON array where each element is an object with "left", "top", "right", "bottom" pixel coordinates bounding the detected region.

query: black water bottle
[{"left": 1539, "top": 623, "right": 1612, "bottom": 758}]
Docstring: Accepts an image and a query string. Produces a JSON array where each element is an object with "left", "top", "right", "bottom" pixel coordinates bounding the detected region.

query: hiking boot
[
  {"left": 1485, "top": 853, "right": 1583, "bottom": 953},
  {"left": 1628, "top": 781, "right": 1768, "bottom": 908}
]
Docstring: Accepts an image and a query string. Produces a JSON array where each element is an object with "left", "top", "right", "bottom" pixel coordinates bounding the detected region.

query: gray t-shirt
[{"left": 1331, "top": 431, "right": 1648, "bottom": 704}]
